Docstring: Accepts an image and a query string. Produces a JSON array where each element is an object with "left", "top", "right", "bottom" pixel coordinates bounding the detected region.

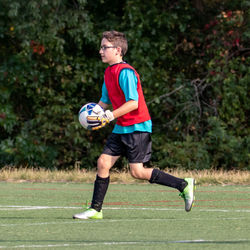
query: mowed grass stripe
[{"left": 0, "top": 216, "right": 249, "bottom": 228}]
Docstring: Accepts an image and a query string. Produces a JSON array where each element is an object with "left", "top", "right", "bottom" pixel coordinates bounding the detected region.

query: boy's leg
[
  {"left": 90, "top": 175, "right": 110, "bottom": 212},
  {"left": 149, "top": 168, "right": 187, "bottom": 192},
  {"left": 73, "top": 154, "right": 119, "bottom": 219},
  {"left": 129, "top": 164, "right": 195, "bottom": 212},
  {"left": 91, "top": 154, "right": 119, "bottom": 212},
  {"left": 129, "top": 164, "right": 187, "bottom": 192},
  {"left": 149, "top": 168, "right": 195, "bottom": 212}
]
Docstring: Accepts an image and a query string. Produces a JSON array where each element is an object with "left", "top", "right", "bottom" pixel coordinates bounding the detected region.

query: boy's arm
[
  {"left": 98, "top": 99, "right": 138, "bottom": 119},
  {"left": 112, "top": 100, "right": 138, "bottom": 119}
]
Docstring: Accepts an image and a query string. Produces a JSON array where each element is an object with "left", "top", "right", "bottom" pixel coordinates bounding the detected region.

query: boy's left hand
[{"left": 87, "top": 110, "right": 114, "bottom": 130}]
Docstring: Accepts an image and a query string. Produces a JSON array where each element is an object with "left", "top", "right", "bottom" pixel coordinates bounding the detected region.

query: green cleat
[
  {"left": 73, "top": 208, "right": 103, "bottom": 219},
  {"left": 179, "top": 178, "right": 196, "bottom": 212}
]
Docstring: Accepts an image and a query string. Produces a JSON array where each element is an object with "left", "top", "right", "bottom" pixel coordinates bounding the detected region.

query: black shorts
[{"left": 102, "top": 132, "right": 152, "bottom": 163}]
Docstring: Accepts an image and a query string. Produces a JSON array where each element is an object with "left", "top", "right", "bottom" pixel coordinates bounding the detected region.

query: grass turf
[{"left": 0, "top": 182, "right": 249, "bottom": 249}]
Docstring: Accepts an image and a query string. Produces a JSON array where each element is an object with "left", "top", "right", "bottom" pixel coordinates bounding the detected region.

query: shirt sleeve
[
  {"left": 119, "top": 69, "right": 138, "bottom": 102},
  {"left": 100, "top": 81, "right": 111, "bottom": 104}
]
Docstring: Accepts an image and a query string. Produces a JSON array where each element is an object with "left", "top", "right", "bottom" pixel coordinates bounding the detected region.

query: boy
[{"left": 73, "top": 31, "right": 195, "bottom": 219}]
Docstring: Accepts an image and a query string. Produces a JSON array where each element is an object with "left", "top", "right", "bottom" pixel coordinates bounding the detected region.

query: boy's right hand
[{"left": 87, "top": 110, "right": 114, "bottom": 130}]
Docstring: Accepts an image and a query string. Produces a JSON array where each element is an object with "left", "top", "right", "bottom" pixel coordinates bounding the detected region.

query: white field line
[
  {"left": 0, "top": 205, "right": 77, "bottom": 210},
  {"left": 0, "top": 205, "right": 250, "bottom": 213},
  {"left": 0, "top": 239, "right": 249, "bottom": 249}
]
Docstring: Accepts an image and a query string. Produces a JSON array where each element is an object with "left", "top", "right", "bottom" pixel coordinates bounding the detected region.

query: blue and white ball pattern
[{"left": 78, "top": 103, "right": 103, "bottom": 129}]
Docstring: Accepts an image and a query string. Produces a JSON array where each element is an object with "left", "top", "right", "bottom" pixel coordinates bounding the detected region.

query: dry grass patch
[
  {"left": 0, "top": 167, "right": 249, "bottom": 185},
  {"left": 0, "top": 167, "right": 95, "bottom": 183}
]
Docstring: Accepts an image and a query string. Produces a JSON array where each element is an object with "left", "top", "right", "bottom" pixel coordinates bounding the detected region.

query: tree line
[{"left": 0, "top": 0, "right": 249, "bottom": 170}]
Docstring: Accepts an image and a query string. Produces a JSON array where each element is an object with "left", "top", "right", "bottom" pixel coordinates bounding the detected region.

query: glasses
[{"left": 100, "top": 46, "right": 117, "bottom": 51}]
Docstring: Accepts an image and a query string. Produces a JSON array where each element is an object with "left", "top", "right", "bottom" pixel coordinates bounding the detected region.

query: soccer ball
[{"left": 78, "top": 103, "right": 104, "bottom": 129}]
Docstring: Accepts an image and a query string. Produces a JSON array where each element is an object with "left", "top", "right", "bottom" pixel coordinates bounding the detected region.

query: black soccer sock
[
  {"left": 149, "top": 169, "right": 187, "bottom": 192},
  {"left": 91, "top": 175, "right": 110, "bottom": 212}
]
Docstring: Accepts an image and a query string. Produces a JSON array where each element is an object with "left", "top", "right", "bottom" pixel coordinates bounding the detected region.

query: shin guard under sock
[
  {"left": 91, "top": 175, "right": 110, "bottom": 212},
  {"left": 149, "top": 169, "right": 187, "bottom": 192}
]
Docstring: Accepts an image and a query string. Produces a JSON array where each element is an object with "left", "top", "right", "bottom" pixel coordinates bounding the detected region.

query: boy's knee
[
  {"left": 130, "top": 164, "right": 153, "bottom": 180},
  {"left": 97, "top": 156, "right": 108, "bottom": 171},
  {"left": 130, "top": 167, "right": 143, "bottom": 179}
]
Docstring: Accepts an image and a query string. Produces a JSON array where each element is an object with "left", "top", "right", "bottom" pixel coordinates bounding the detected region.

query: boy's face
[{"left": 99, "top": 38, "right": 122, "bottom": 65}]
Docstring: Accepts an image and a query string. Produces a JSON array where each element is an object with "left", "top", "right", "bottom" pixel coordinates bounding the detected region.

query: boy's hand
[{"left": 87, "top": 110, "right": 114, "bottom": 130}]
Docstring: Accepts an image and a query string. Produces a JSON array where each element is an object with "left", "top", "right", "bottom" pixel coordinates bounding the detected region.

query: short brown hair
[{"left": 102, "top": 30, "right": 128, "bottom": 56}]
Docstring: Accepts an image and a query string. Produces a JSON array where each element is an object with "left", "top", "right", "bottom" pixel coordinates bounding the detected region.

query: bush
[
  {"left": 203, "top": 117, "right": 250, "bottom": 170},
  {"left": 152, "top": 135, "right": 211, "bottom": 170}
]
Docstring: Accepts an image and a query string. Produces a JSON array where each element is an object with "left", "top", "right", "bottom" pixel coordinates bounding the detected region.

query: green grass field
[{"left": 0, "top": 182, "right": 249, "bottom": 249}]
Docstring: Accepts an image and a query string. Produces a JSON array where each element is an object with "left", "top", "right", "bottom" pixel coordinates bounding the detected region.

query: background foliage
[{"left": 0, "top": 0, "right": 249, "bottom": 170}]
